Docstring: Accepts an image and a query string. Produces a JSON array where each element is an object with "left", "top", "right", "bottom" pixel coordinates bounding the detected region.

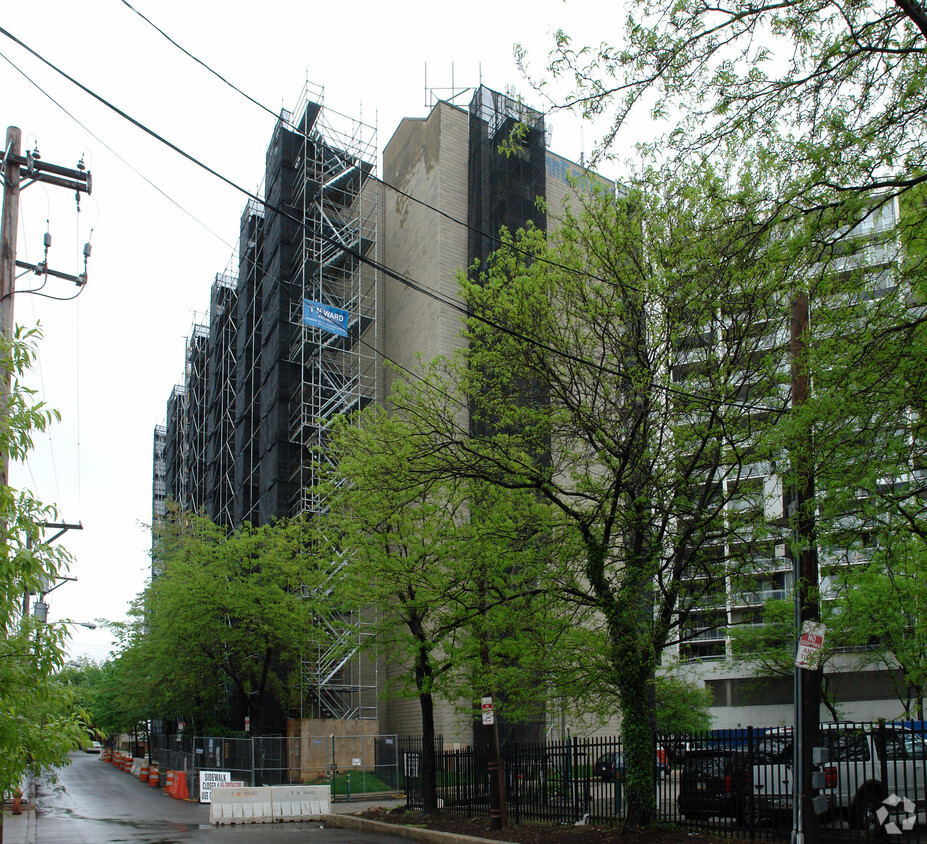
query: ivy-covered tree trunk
[{"left": 615, "top": 642, "right": 657, "bottom": 826}]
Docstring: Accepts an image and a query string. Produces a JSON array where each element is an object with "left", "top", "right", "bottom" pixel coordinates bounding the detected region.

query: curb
[{"left": 322, "top": 813, "right": 515, "bottom": 844}]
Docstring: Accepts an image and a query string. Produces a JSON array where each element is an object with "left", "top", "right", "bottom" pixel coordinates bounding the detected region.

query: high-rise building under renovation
[{"left": 155, "top": 82, "right": 613, "bottom": 740}]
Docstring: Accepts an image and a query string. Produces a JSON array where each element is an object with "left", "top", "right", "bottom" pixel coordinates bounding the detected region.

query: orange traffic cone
[
  {"left": 165, "top": 770, "right": 175, "bottom": 792},
  {"left": 140, "top": 763, "right": 149, "bottom": 782},
  {"left": 148, "top": 768, "right": 160, "bottom": 788}
]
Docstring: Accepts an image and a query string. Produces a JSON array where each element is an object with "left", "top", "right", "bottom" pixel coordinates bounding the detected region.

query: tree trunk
[
  {"left": 615, "top": 631, "right": 657, "bottom": 827},
  {"left": 419, "top": 690, "right": 439, "bottom": 813},
  {"left": 413, "top": 631, "right": 439, "bottom": 814}
]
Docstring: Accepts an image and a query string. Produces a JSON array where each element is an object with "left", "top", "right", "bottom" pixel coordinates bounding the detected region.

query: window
[{"left": 825, "top": 729, "right": 870, "bottom": 762}]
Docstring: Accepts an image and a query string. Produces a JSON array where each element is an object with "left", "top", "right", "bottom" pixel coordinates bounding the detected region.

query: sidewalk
[
  {"left": 2, "top": 780, "right": 35, "bottom": 844},
  {"left": 330, "top": 793, "right": 406, "bottom": 814}
]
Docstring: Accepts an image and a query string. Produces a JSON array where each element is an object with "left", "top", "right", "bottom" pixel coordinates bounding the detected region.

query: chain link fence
[{"left": 151, "top": 732, "right": 399, "bottom": 802}]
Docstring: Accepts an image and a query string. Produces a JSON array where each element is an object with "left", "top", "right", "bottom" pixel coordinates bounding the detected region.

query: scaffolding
[
  {"left": 285, "top": 86, "right": 379, "bottom": 720},
  {"left": 234, "top": 198, "right": 264, "bottom": 527},
  {"left": 164, "top": 384, "right": 187, "bottom": 510},
  {"left": 287, "top": 86, "right": 378, "bottom": 514},
  {"left": 159, "top": 85, "right": 379, "bottom": 723},
  {"left": 206, "top": 273, "right": 237, "bottom": 528},
  {"left": 467, "top": 85, "right": 547, "bottom": 278},
  {"left": 152, "top": 424, "right": 167, "bottom": 522},
  {"left": 152, "top": 424, "right": 167, "bottom": 578},
  {"left": 183, "top": 324, "right": 210, "bottom": 515}
]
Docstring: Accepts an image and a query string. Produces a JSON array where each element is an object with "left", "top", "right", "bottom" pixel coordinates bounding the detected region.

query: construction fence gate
[{"left": 151, "top": 733, "right": 399, "bottom": 802}]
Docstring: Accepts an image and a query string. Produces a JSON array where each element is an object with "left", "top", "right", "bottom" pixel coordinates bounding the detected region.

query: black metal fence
[{"left": 403, "top": 722, "right": 927, "bottom": 841}]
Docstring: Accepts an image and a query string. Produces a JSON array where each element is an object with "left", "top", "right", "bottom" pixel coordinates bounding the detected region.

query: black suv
[{"left": 677, "top": 748, "right": 756, "bottom": 827}]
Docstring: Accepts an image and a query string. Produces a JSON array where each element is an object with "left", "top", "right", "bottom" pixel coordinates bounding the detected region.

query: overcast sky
[{"left": 1, "top": 1, "right": 628, "bottom": 662}]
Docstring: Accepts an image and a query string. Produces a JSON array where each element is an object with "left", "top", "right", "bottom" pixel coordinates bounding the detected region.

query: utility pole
[
  {"left": 0, "top": 125, "right": 92, "bottom": 486},
  {"left": 790, "top": 290, "right": 821, "bottom": 844},
  {"left": 1, "top": 127, "right": 23, "bottom": 493},
  {"left": 22, "top": 521, "right": 83, "bottom": 619},
  {"left": 1, "top": 127, "right": 21, "bottom": 345}
]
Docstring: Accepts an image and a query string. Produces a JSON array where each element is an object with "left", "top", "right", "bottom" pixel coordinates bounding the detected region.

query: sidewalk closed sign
[
  {"left": 795, "top": 621, "right": 826, "bottom": 669},
  {"left": 481, "top": 696, "right": 494, "bottom": 726},
  {"left": 199, "top": 770, "right": 231, "bottom": 803}
]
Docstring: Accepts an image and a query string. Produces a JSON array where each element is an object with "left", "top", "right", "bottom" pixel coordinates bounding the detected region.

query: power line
[
  {"left": 1, "top": 43, "right": 442, "bottom": 406},
  {"left": 0, "top": 23, "right": 783, "bottom": 415},
  {"left": 116, "top": 0, "right": 626, "bottom": 294},
  {"left": 0, "top": 48, "right": 234, "bottom": 250}
]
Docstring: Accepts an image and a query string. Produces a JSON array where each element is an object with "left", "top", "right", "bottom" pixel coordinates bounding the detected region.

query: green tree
[
  {"left": 57, "top": 657, "right": 106, "bottom": 735},
  {"left": 384, "top": 157, "right": 800, "bottom": 824},
  {"left": 728, "top": 596, "right": 850, "bottom": 720},
  {"left": 653, "top": 672, "right": 713, "bottom": 734},
  {"left": 324, "top": 406, "right": 563, "bottom": 814},
  {"left": 129, "top": 509, "right": 322, "bottom": 734},
  {"left": 60, "top": 657, "right": 131, "bottom": 742},
  {"left": 829, "top": 539, "right": 927, "bottom": 720},
  {"left": 0, "top": 329, "right": 89, "bottom": 843},
  {"left": 543, "top": 0, "right": 927, "bottom": 219},
  {"left": 543, "top": 0, "right": 927, "bottom": 556}
]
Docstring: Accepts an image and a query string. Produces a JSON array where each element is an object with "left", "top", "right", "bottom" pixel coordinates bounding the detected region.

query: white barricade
[
  {"left": 270, "top": 785, "right": 330, "bottom": 821},
  {"left": 129, "top": 758, "right": 144, "bottom": 778},
  {"left": 209, "top": 785, "right": 330, "bottom": 824},
  {"left": 209, "top": 788, "right": 273, "bottom": 825}
]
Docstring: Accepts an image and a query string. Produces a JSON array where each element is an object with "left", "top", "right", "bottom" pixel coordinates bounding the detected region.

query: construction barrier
[
  {"left": 166, "top": 771, "right": 190, "bottom": 801},
  {"left": 148, "top": 769, "right": 160, "bottom": 788},
  {"left": 130, "top": 758, "right": 143, "bottom": 778},
  {"left": 210, "top": 785, "right": 329, "bottom": 825},
  {"left": 164, "top": 770, "right": 175, "bottom": 791},
  {"left": 140, "top": 764, "right": 149, "bottom": 783},
  {"left": 210, "top": 788, "right": 272, "bottom": 824},
  {"left": 270, "top": 785, "right": 329, "bottom": 822}
]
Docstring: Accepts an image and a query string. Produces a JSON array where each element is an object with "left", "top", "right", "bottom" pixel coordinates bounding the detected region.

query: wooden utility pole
[
  {"left": 0, "top": 125, "right": 91, "bottom": 486},
  {"left": 1, "top": 126, "right": 22, "bottom": 491},
  {"left": 1, "top": 126, "right": 21, "bottom": 345},
  {"left": 790, "top": 290, "right": 821, "bottom": 844}
]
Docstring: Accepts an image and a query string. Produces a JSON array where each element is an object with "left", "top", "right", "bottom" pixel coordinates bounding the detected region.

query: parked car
[
  {"left": 752, "top": 723, "right": 927, "bottom": 833},
  {"left": 678, "top": 748, "right": 759, "bottom": 827},
  {"left": 594, "top": 751, "right": 669, "bottom": 782},
  {"left": 84, "top": 740, "right": 102, "bottom": 753}
]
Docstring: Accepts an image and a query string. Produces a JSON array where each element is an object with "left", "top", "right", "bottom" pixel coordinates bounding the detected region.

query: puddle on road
[{"left": 37, "top": 811, "right": 200, "bottom": 839}]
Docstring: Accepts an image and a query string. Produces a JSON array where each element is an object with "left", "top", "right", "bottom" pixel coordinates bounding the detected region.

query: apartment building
[
  {"left": 677, "top": 197, "right": 918, "bottom": 729},
  {"left": 154, "top": 83, "right": 613, "bottom": 741}
]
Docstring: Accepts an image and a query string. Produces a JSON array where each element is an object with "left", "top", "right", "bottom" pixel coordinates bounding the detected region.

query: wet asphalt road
[{"left": 35, "top": 753, "right": 395, "bottom": 844}]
